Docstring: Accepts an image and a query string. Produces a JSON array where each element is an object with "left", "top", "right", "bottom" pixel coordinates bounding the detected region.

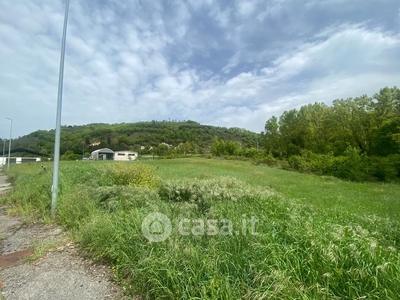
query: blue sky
[{"left": 1, "top": 0, "right": 399, "bottom": 138}]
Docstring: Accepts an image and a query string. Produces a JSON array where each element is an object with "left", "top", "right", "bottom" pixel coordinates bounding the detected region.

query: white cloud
[
  {"left": 235, "top": 0, "right": 257, "bottom": 18},
  {"left": 272, "top": 24, "right": 400, "bottom": 81},
  {"left": 210, "top": 5, "right": 232, "bottom": 28},
  {"left": 194, "top": 24, "right": 400, "bottom": 131},
  {"left": 0, "top": 0, "right": 399, "bottom": 138}
]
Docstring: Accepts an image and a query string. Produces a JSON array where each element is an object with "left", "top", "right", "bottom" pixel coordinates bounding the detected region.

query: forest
[{"left": 3, "top": 86, "right": 400, "bottom": 182}]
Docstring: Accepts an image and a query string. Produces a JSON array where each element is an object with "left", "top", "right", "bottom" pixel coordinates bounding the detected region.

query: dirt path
[{"left": 0, "top": 171, "right": 127, "bottom": 300}]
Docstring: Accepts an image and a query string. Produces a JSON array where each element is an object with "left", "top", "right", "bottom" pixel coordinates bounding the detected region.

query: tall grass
[{"left": 2, "top": 159, "right": 400, "bottom": 299}]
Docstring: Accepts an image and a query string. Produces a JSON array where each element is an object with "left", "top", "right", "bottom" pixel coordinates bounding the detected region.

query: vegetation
[
  {"left": 261, "top": 86, "right": 400, "bottom": 182},
  {"left": 3, "top": 85, "right": 399, "bottom": 183},
  {"left": 1, "top": 86, "right": 399, "bottom": 298},
  {"left": 2, "top": 159, "right": 400, "bottom": 299},
  {"left": 5, "top": 120, "right": 260, "bottom": 159},
  {"left": 263, "top": 86, "right": 400, "bottom": 157}
]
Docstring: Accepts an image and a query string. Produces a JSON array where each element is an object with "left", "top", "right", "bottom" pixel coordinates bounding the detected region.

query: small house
[{"left": 114, "top": 151, "right": 138, "bottom": 161}]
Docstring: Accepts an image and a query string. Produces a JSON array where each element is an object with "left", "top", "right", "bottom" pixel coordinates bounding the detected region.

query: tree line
[{"left": 259, "top": 86, "right": 400, "bottom": 182}]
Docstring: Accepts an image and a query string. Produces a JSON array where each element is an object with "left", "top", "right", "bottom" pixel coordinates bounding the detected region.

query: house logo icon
[{"left": 141, "top": 212, "right": 172, "bottom": 242}]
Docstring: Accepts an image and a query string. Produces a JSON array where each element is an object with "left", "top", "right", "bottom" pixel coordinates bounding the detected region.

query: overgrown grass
[
  {"left": 149, "top": 159, "right": 400, "bottom": 219},
  {"left": 2, "top": 159, "right": 400, "bottom": 299}
]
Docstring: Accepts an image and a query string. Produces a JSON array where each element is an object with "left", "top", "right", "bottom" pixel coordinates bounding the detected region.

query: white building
[
  {"left": 90, "top": 148, "right": 114, "bottom": 160},
  {"left": 114, "top": 151, "right": 138, "bottom": 161},
  {"left": 0, "top": 157, "right": 41, "bottom": 165}
]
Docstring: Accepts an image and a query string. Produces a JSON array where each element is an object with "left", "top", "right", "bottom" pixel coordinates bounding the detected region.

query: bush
[
  {"left": 93, "top": 185, "right": 160, "bottom": 212},
  {"left": 159, "top": 177, "right": 273, "bottom": 214},
  {"left": 253, "top": 151, "right": 276, "bottom": 166},
  {"left": 368, "top": 156, "right": 398, "bottom": 182},
  {"left": 159, "top": 177, "right": 268, "bottom": 203},
  {"left": 330, "top": 148, "right": 398, "bottom": 182},
  {"left": 286, "top": 151, "right": 335, "bottom": 174},
  {"left": 389, "top": 154, "right": 400, "bottom": 177},
  {"left": 283, "top": 147, "right": 400, "bottom": 182},
  {"left": 100, "top": 163, "right": 160, "bottom": 188},
  {"left": 243, "top": 147, "right": 262, "bottom": 159},
  {"left": 287, "top": 155, "right": 304, "bottom": 171}
]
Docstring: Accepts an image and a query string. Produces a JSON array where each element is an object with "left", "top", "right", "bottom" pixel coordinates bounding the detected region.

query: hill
[{"left": 7, "top": 120, "right": 261, "bottom": 159}]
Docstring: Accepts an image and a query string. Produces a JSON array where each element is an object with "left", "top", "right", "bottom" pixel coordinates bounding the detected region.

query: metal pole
[
  {"left": 6, "top": 118, "right": 12, "bottom": 170},
  {"left": 2, "top": 139, "right": 5, "bottom": 166},
  {"left": 51, "top": 0, "right": 70, "bottom": 217}
]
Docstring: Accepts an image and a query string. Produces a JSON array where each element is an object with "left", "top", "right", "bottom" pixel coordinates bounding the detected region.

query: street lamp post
[
  {"left": 2, "top": 139, "right": 6, "bottom": 166},
  {"left": 5, "top": 117, "right": 13, "bottom": 170},
  {"left": 51, "top": 0, "right": 70, "bottom": 217}
]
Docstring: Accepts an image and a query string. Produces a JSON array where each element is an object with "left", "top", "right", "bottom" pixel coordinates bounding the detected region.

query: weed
[{"left": 2, "top": 159, "right": 400, "bottom": 299}]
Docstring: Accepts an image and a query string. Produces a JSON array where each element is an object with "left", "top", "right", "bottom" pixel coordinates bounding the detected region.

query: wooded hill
[{"left": 7, "top": 120, "right": 260, "bottom": 159}]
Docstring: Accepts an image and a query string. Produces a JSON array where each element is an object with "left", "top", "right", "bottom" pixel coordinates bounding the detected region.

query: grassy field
[{"left": 2, "top": 158, "right": 400, "bottom": 299}]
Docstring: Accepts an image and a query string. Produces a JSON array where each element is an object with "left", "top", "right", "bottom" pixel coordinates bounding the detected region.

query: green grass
[
  {"left": 149, "top": 158, "right": 400, "bottom": 219},
  {"left": 2, "top": 158, "right": 400, "bottom": 299}
]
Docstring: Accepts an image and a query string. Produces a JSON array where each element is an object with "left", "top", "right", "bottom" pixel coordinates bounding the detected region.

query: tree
[
  {"left": 264, "top": 116, "right": 281, "bottom": 155},
  {"left": 278, "top": 109, "right": 305, "bottom": 156},
  {"left": 374, "top": 86, "right": 400, "bottom": 120},
  {"left": 61, "top": 150, "right": 80, "bottom": 161},
  {"left": 332, "top": 96, "right": 374, "bottom": 155},
  {"left": 298, "top": 103, "right": 333, "bottom": 154},
  {"left": 225, "top": 140, "right": 239, "bottom": 156}
]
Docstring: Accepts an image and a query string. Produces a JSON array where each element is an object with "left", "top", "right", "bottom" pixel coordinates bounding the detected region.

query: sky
[{"left": 1, "top": 0, "right": 400, "bottom": 138}]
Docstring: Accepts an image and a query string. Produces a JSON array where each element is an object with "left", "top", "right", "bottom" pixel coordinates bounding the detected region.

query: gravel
[
  {"left": 0, "top": 172, "right": 132, "bottom": 300},
  {"left": 1, "top": 246, "right": 124, "bottom": 300}
]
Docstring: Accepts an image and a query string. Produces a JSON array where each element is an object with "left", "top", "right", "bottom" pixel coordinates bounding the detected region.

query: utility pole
[
  {"left": 51, "top": 0, "right": 70, "bottom": 217},
  {"left": 2, "top": 139, "right": 5, "bottom": 166},
  {"left": 5, "top": 118, "right": 13, "bottom": 170}
]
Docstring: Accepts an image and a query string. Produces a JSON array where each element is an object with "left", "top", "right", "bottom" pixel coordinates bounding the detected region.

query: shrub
[
  {"left": 93, "top": 186, "right": 160, "bottom": 212},
  {"left": 159, "top": 177, "right": 273, "bottom": 214},
  {"left": 330, "top": 147, "right": 397, "bottom": 182},
  {"left": 159, "top": 177, "right": 269, "bottom": 203},
  {"left": 283, "top": 147, "right": 400, "bottom": 182},
  {"left": 368, "top": 156, "right": 398, "bottom": 182},
  {"left": 287, "top": 154, "right": 304, "bottom": 171},
  {"left": 253, "top": 151, "right": 276, "bottom": 166},
  {"left": 388, "top": 154, "right": 400, "bottom": 177},
  {"left": 100, "top": 163, "right": 160, "bottom": 188},
  {"left": 286, "top": 150, "right": 334, "bottom": 174}
]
